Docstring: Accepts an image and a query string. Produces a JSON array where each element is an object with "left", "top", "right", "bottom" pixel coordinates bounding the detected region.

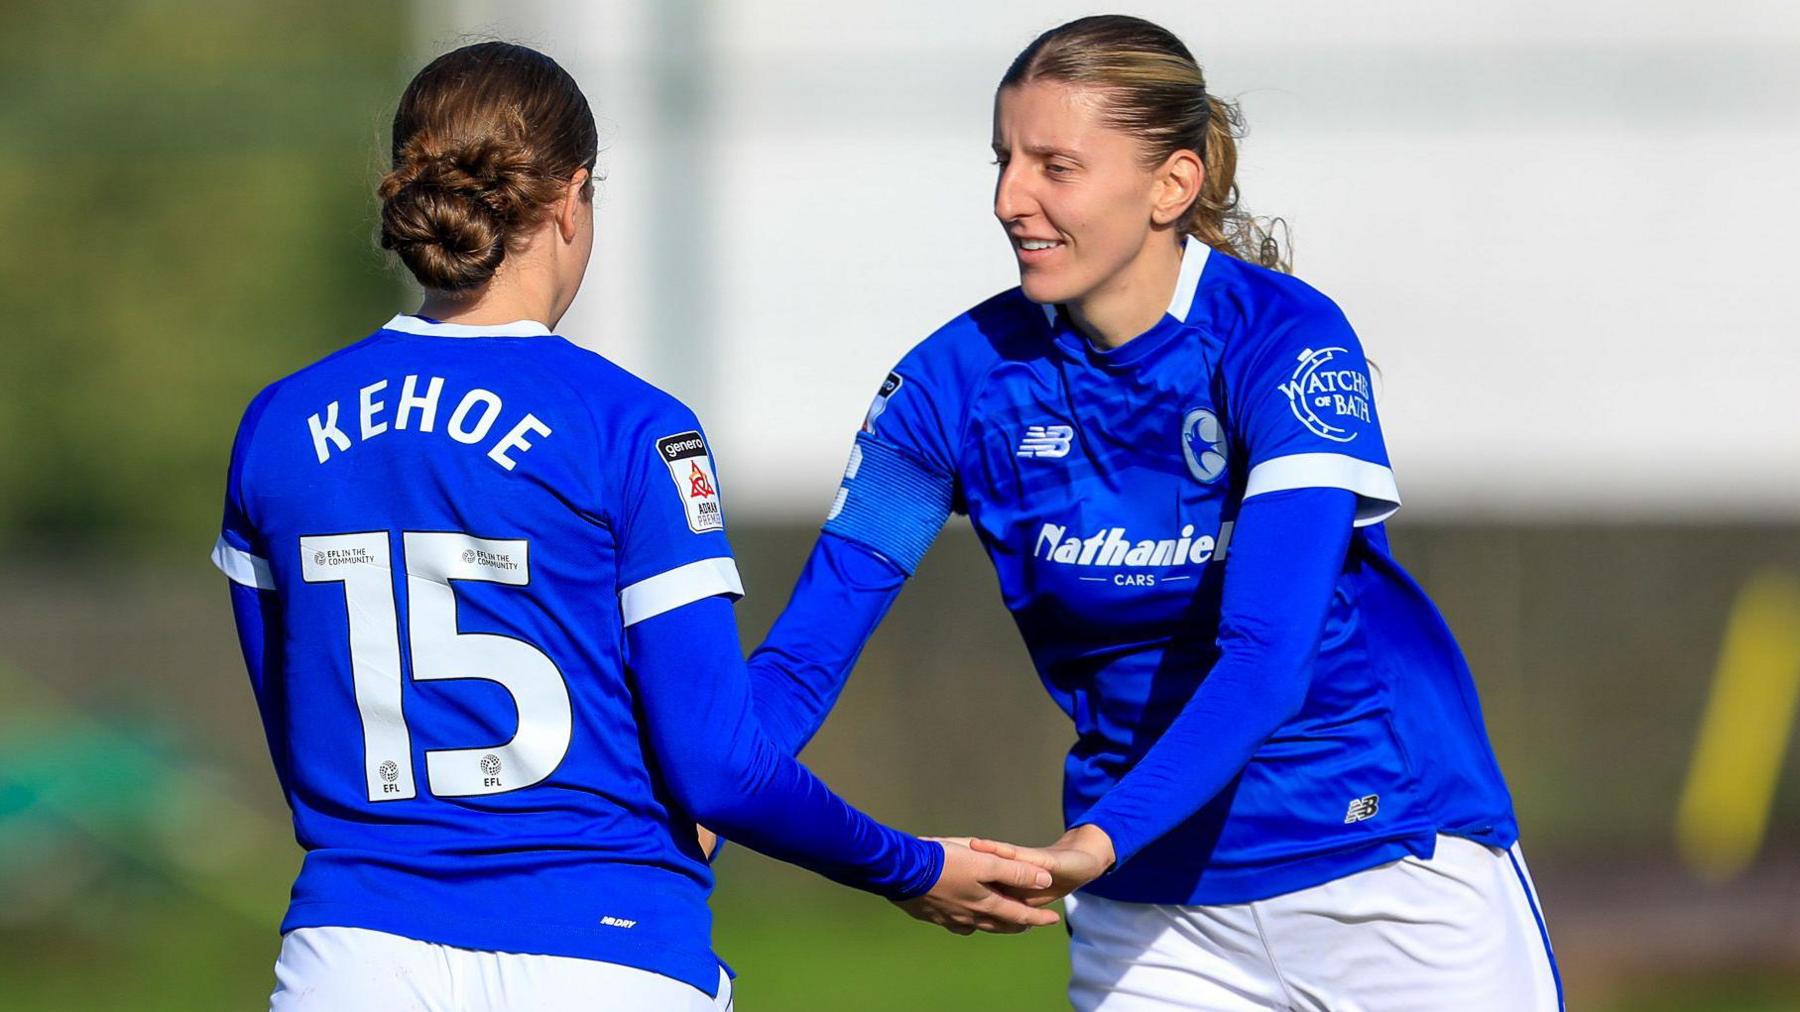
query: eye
[{"left": 1045, "top": 161, "right": 1073, "bottom": 175}]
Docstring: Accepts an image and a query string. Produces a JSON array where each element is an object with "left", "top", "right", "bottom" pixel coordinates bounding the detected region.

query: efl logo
[{"left": 1017, "top": 424, "right": 1074, "bottom": 459}]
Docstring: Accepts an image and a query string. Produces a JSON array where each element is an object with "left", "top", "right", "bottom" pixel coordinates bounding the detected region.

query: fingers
[
  {"left": 979, "top": 852, "right": 1055, "bottom": 892},
  {"left": 977, "top": 890, "right": 1062, "bottom": 928},
  {"left": 971, "top": 837, "right": 1059, "bottom": 872},
  {"left": 968, "top": 837, "right": 1014, "bottom": 858}
]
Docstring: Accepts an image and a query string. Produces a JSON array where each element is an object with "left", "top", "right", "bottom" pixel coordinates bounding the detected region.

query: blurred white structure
[{"left": 423, "top": 1, "right": 1800, "bottom": 521}]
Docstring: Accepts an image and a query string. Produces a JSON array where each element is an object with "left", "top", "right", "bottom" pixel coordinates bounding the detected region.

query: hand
[
  {"left": 696, "top": 825, "right": 719, "bottom": 860},
  {"left": 894, "top": 839, "right": 1063, "bottom": 935},
  {"left": 970, "top": 824, "right": 1116, "bottom": 907}
]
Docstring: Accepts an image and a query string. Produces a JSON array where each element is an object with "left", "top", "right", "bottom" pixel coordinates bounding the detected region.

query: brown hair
[
  {"left": 1002, "top": 15, "right": 1289, "bottom": 272},
  {"left": 378, "top": 42, "right": 599, "bottom": 292}
]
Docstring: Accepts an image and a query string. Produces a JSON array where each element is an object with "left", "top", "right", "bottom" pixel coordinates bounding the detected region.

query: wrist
[
  {"left": 1062, "top": 823, "right": 1117, "bottom": 871},
  {"left": 902, "top": 838, "right": 948, "bottom": 901}
]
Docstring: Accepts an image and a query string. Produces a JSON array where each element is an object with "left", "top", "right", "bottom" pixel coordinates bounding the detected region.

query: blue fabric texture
[
  {"left": 1072, "top": 487, "right": 1354, "bottom": 864},
  {"left": 627, "top": 595, "right": 942, "bottom": 900},
  {"left": 754, "top": 238, "right": 1519, "bottom": 906},
  {"left": 747, "top": 533, "right": 908, "bottom": 755},
  {"left": 214, "top": 316, "right": 939, "bottom": 997},
  {"left": 821, "top": 435, "right": 954, "bottom": 575}
]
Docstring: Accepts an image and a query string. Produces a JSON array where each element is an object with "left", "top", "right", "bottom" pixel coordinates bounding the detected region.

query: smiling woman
[
  {"left": 991, "top": 17, "right": 1282, "bottom": 350},
  {"left": 744, "top": 13, "right": 1563, "bottom": 1012}
]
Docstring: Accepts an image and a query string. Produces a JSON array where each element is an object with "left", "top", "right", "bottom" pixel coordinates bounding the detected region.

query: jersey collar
[
  {"left": 1041, "top": 235, "right": 1213, "bottom": 368},
  {"left": 381, "top": 314, "right": 554, "bottom": 339}
]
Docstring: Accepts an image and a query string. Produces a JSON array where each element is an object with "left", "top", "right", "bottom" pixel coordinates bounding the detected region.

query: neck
[
  {"left": 419, "top": 242, "right": 565, "bottom": 330},
  {"left": 1066, "top": 232, "right": 1185, "bottom": 350}
]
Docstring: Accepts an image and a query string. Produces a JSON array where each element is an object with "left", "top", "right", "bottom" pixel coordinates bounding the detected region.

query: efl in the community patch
[{"left": 656, "top": 430, "right": 725, "bottom": 533}]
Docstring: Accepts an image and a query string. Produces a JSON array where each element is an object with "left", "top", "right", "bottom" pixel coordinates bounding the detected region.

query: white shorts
[
  {"left": 268, "top": 926, "right": 732, "bottom": 1012},
  {"left": 1065, "top": 836, "right": 1561, "bottom": 1012}
]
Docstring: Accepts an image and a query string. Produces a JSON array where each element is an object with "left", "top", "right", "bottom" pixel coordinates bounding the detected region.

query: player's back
[{"left": 215, "top": 314, "right": 735, "bottom": 984}]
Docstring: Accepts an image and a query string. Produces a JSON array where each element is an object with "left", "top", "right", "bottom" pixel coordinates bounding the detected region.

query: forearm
[
  {"left": 631, "top": 595, "right": 941, "bottom": 899},
  {"left": 747, "top": 533, "right": 907, "bottom": 754},
  {"left": 1075, "top": 488, "right": 1357, "bottom": 864}
]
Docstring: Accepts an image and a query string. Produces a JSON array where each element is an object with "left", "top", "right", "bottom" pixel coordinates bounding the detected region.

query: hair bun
[
  {"left": 378, "top": 138, "right": 532, "bottom": 291},
  {"left": 379, "top": 42, "right": 599, "bottom": 292}
]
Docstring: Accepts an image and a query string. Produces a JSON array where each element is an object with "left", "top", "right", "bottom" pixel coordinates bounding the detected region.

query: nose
[{"left": 993, "top": 160, "right": 1034, "bottom": 225}]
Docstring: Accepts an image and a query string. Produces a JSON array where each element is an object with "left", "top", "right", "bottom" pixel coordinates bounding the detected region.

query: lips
[{"left": 1012, "top": 236, "right": 1065, "bottom": 265}]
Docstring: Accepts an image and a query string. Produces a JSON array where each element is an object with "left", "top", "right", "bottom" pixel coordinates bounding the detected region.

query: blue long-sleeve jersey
[
  {"left": 213, "top": 314, "right": 941, "bottom": 998},
  {"left": 750, "top": 237, "right": 1519, "bottom": 905}
]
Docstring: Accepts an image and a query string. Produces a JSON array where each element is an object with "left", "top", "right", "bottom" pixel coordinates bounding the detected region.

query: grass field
[{"left": 6, "top": 848, "right": 1800, "bottom": 1011}]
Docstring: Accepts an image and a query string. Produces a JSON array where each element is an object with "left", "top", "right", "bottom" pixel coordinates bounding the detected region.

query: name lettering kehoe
[{"left": 306, "top": 374, "right": 553, "bottom": 470}]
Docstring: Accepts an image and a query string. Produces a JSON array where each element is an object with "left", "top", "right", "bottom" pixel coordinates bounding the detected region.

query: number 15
[{"left": 300, "top": 531, "right": 572, "bottom": 802}]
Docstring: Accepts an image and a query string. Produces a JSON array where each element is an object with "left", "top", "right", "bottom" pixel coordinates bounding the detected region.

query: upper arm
[
  {"left": 612, "top": 401, "right": 744, "bottom": 627},
  {"left": 820, "top": 342, "right": 968, "bottom": 574},
  {"left": 214, "top": 385, "right": 278, "bottom": 592},
  {"left": 1224, "top": 299, "right": 1401, "bottom": 527}
]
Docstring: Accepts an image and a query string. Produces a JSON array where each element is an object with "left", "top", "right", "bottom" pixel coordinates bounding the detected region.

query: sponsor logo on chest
[{"left": 1034, "top": 521, "right": 1234, "bottom": 586}]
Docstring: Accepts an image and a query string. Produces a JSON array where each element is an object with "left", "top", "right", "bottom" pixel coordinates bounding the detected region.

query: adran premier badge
[{"left": 655, "top": 429, "right": 725, "bottom": 533}]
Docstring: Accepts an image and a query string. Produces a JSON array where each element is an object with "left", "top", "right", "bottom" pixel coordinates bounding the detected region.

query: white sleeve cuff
[
  {"left": 1243, "top": 453, "right": 1402, "bottom": 527},
  {"left": 212, "top": 535, "right": 275, "bottom": 589},
  {"left": 619, "top": 557, "right": 745, "bottom": 626}
]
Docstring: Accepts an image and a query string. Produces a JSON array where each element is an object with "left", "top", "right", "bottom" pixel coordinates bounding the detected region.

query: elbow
[
  {"left": 1267, "top": 657, "right": 1316, "bottom": 724},
  {"left": 664, "top": 756, "right": 763, "bottom": 831},
  {"left": 681, "top": 783, "right": 750, "bottom": 827}
]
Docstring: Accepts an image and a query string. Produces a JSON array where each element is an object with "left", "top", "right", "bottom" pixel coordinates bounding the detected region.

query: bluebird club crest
[
  {"left": 1181, "top": 408, "right": 1228, "bottom": 483},
  {"left": 1279, "top": 347, "right": 1371, "bottom": 443}
]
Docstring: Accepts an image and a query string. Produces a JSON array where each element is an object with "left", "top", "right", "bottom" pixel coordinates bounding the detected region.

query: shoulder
[
  {"left": 1201, "top": 253, "right": 1351, "bottom": 340},
  {"left": 897, "top": 287, "right": 1049, "bottom": 385},
  {"left": 535, "top": 339, "right": 708, "bottom": 447},
  {"left": 1196, "top": 254, "right": 1359, "bottom": 377},
  {"left": 231, "top": 330, "right": 391, "bottom": 442}
]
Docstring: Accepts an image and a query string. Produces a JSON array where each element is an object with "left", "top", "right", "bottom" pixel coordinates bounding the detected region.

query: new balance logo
[
  {"left": 1344, "top": 794, "right": 1380, "bottom": 823},
  {"left": 1017, "top": 425, "right": 1074, "bottom": 458}
]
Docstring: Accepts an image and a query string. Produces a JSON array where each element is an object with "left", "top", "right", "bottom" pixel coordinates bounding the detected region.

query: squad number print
[{"left": 300, "top": 531, "right": 573, "bottom": 802}]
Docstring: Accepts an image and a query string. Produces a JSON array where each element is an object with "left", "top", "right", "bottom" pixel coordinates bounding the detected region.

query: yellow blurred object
[{"left": 1674, "top": 569, "right": 1800, "bottom": 881}]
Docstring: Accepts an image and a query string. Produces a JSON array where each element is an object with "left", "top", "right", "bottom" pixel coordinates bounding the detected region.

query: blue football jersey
[
  {"left": 826, "top": 237, "right": 1518, "bottom": 904},
  {"left": 212, "top": 315, "right": 746, "bottom": 993}
]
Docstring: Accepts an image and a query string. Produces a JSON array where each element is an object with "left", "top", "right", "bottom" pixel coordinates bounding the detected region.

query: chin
[{"left": 1019, "top": 271, "right": 1077, "bottom": 306}]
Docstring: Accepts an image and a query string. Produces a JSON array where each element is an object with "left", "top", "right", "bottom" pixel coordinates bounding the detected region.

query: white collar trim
[
  {"left": 1035, "top": 234, "right": 1211, "bottom": 329},
  {"left": 381, "top": 314, "right": 553, "bottom": 339},
  {"left": 1167, "top": 235, "right": 1210, "bottom": 323}
]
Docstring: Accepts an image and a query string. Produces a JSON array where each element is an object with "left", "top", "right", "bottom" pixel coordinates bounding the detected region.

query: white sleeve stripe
[
  {"left": 212, "top": 536, "right": 275, "bottom": 590},
  {"left": 619, "top": 557, "right": 745, "bottom": 627},
  {"left": 1242, "top": 453, "right": 1402, "bottom": 528}
]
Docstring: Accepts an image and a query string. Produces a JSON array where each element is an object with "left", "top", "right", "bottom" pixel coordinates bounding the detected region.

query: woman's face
[{"left": 993, "top": 80, "right": 1163, "bottom": 307}]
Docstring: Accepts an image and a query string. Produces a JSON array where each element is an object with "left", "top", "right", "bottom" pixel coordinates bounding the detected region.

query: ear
[
  {"left": 1150, "top": 149, "right": 1203, "bottom": 227},
  {"left": 557, "top": 168, "right": 591, "bottom": 243}
]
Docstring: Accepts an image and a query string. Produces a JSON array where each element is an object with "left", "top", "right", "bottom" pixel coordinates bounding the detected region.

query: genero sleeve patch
[
  {"left": 655, "top": 429, "right": 725, "bottom": 533},
  {"left": 860, "top": 372, "right": 904, "bottom": 434}
]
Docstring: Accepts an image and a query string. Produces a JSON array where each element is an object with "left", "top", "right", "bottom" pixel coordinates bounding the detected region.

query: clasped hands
[{"left": 894, "top": 824, "right": 1116, "bottom": 935}]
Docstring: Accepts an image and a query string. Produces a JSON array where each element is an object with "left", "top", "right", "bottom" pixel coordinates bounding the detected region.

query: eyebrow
[{"left": 991, "top": 142, "right": 1083, "bottom": 160}]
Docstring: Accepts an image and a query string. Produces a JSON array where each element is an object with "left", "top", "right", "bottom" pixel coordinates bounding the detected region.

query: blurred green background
[{"left": 3, "top": 2, "right": 1799, "bottom": 1009}]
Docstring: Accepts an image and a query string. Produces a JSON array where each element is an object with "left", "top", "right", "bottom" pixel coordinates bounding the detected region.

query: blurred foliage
[{"left": 0, "top": 1, "right": 409, "bottom": 555}]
